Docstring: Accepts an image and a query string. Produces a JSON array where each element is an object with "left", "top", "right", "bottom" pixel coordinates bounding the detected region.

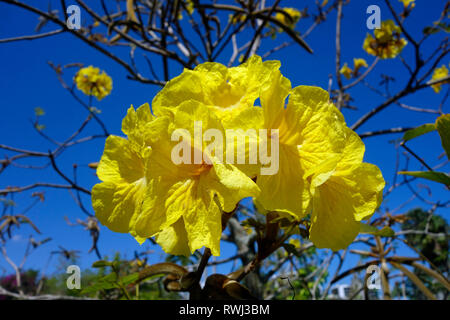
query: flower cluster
[
  {"left": 92, "top": 56, "right": 385, "bottom": 256},
  {"left": 399, "top": 0, "right": 415, "bottom": 9},
  {"left": 274, "top": 8, "right": 301, "bottom": 29},
  {"left": 363, "top": 20, "right": 407, "bottom": 59},
  {"left": 75, "top": 66, "right": 113, "bottom": 101},
  {"left": 430, "top": 64, "right": 449, "bottom": 93},
  {"left": 340, "top": 58, "right": 368, "bottom": 80}
]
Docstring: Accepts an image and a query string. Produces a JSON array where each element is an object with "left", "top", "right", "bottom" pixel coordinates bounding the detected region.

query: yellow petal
[
  {"left": 256, "top": 145, "right": 310, "bottom": 218},
  {"left": 92, "top": 179, "right": 146, "bottom": 233},
  {"left": 121, "top": 103, "right": 154, "bottom": 149},
  {"left": 133, "top": 235, "right": 147, "bottom": 245},
  {"left": 222, "top": 106, "right": 264, "bottom": 178},
  {"left": 155, "top": 218, "right": 191, "bottom": 256},
  {"left": 152, "top": 56, "right": 278, "bottom": 125},
  {"left": 206, "top": 162, "right": 260, "bottom": 213},
  {"left": 334, "top": 163, "right": 385, "bottom": 221},
  {"left": 261, "top": 69, "right": 292, "bottom": 129},
  {"left": 96, "top": 135, "right": 145, "bottom": 183},
  {"left": 135, "top": 174, "right": 193, "bottom": 237},
  {"left": 309, "top": 182, "right": 361, "bottom": 251},
  {"left": 287, "top": 86, "right": 346, "bottom": 172},
  {"left": 339, "top": 63, "right": 353, "bottom": 79},
  {"left": 310, "top": 162, "right": 385, "bottom": 250},
  {"left": 336, "top": 127, "right": 365, "bottom": 170},
  {"left": 181, "top": 184, "right": 223, "bottom": 256}
]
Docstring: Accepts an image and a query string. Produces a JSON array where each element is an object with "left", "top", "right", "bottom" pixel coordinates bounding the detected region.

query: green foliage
[
  {"left": 399, "top": 114, "right": 450, "bottom": 187},
  {"left": 359, "top": 223, "right": 395, "bottom": 237},
  {"left": 398, "top": 171, "right": 450, "bottom": 186},
  {"left": 80, "top": 253, "right": 182, "bottom": 300},
  {"left": 402, "top": 123, "right": 436, "bottom": 142},
  {"left": 436, "top": 114, "right": 450, "bottom": 160}
]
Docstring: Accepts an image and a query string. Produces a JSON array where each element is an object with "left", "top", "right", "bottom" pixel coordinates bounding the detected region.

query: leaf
[
  {"left": 282, "top": 243, "right": 300, "bottom": 257},
  {"left": 92, "top": 260, "right": 113, "bottom": 268},
  {"left": 422, "top": 26, "right": 440, "bottom": 35},
  {"left": 81, "top": 280, "right": 119, "bottom": 294},
  {"left": 402, "top": 123, "right": 436, "bottom": 142},
  {"left": 120, "top": 273, "right": 139, "bottom": 286},
  {"left": 398, "top": 171, "right": 450, "bottom": 186},
  {"left": 435, "top": 22, "right": 450, "bottom": 33},
  {"left": 81, "top": 273, "right": 119, "bottom": 294},
  {"left": 435, "top": 114, "right": 450, "bottom": 160},
  {"left": 34, "top": 107, "right": 45, "bottom": 116},
  {"left": 359, "top": 223, "right": 395, "bottom": 237}
]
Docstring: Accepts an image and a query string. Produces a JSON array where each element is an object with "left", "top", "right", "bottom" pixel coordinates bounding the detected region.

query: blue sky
[{"left": 0, "top": 0, "right": 448, "bottom": 290}]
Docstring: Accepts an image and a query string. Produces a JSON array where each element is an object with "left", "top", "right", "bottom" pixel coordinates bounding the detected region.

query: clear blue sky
[{"left": 0, "top": 0, "right": 448, "bottom": 287}]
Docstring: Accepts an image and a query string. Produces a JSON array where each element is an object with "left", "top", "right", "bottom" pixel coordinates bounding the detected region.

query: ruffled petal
[
  {"left": 121, "top": 103, "right": 154, "bottom": 149},
  {"left": 261, "top": 69, "right": 291, "bottom": 130},
  {"left": 182, "top": 180, "right": 223, "bottom": 256},
  {"left": 206, "top": 162, "right": 260, "bottom": 213},
  {"left": 155, "top": 218, "right": 191, "bottom": 256},
  {"left": 135, "top": 174, "right": 193, "bottom": 237},
  {"left": 92, "top": 179, "right": 146, "bottom": 233},
  {"left": 334, "top": 163, "right": 385, "bottom": 220},
  {"left": 287, "top": 86, "right": 346, "bottom": 174},
  {"left": 309, "top": 180, "right": 361, "bottom": 251},
  {"left": 335, "top": 127, "right": 365, "bottom": 172},
  {"left": 96, "top": 135, "right": 146, "bottom": 184},
  {"left": 152, "top": 56, "right": 279, "bottom": 126},
  {"left": 222, "top": 106, "right": 265, "bottom": 178},
  {"left": 255, "top": 145, "right": 310, "bottom": 218},
  {"left": 310, "top": 162, "right": 385, "bottom": 250}
]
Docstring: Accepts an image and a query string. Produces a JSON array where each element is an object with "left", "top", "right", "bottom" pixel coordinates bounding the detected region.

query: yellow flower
[
  {"left": 308, "top": 128, "right": 385, "bottom": 251},
  {"left": 363, "top": 20, "right": 407, "bottom": 59},
  {"left": 178, "top": 0, "right": 194, "bottom": 20},
  {"left": 75, "top": 66, "right": 112, "bottom": 100},
  {"left": 340, "top": 63, "right": 353, "bottom": 79},
  {"left": 185, "top": 0, "right": 194, "bottom": 15},
  {"left": 399, "top": 0, "right": 415, "bottom": 9},
  {"left": 92, "top": 102, "right": 259, "bottom": 256},
  {"left": 430, "top": 64, "right": 449, "bottom": 93},
  {"left": 353, "top": 58, "right": 368, "bottom": 74},
  {"left": 246, "top": 68, "right": 347, "bottom": 219},
  {"left": 152, "top": 55, "right": 274, "bottom": 126},
  {"left": 229, "top": 13, "right": 247, "bottom": 25},
  {"left": 136, "top": 102, "right": 259, "bottom": 256},
  {"left": 92, "top": 103, "right": 192, "bottom": 256},
  {"left": 275, "top": 8, "right": 301, "bottom": 29},
  {"left": 92, "top": 104, "right": 152, "bottom": 243},
  {"left": 229, "top": 61, "right": 384, "bottom": 250},
  {"left": 92, "top": 56, "right": 385, "bottom": 255}
]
